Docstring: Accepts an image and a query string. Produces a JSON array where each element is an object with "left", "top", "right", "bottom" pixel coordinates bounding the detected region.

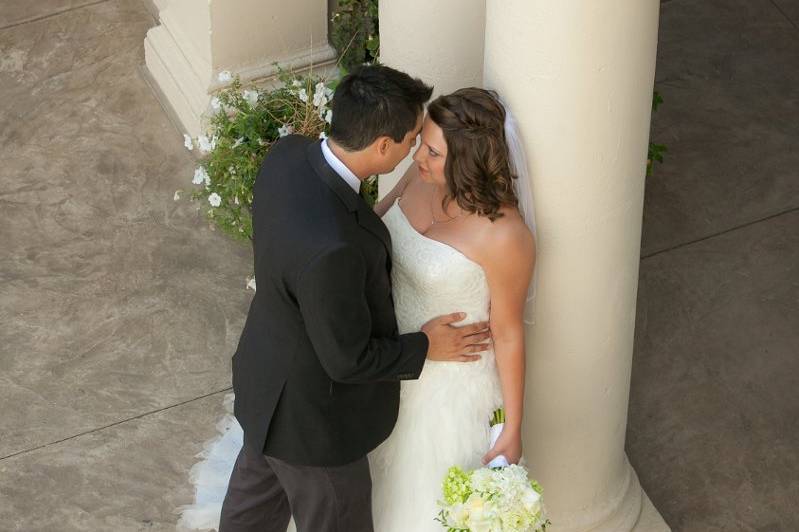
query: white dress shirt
[{"left": 320, "top": 139, "right": 361, "bottom": 194}]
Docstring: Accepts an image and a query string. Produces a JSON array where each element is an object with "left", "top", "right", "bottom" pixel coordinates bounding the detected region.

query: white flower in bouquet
[
  {"left": 278, "top": 124, "right": 294, "bottom": 137},
  {"left": 183, "top": 133, "right": 193, "bottom": 151},
  {"left": 192, "top": 167, "right": 209, "bottom": 186},
  {"left": 325, "top": 109, "right": 333, "bottom": 124},
  {"left": 217, "top": 70, "right": 232, "bottom": 83},
  {"left": 297, "top": 88, "right": 308, "bottom": 103},
  {"left": 208, "top": 192, "right": 222, "bottom": 207},
  {"left": 242, "top": 89, "right": 259, "bottom": 107},
  {"left": 436, "top": 408, "right": 549, "bottom": 532}
]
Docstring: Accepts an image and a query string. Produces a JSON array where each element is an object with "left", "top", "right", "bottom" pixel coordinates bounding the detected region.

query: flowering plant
[
  {"left": 435, "top": 409, "right": 550, "bottom": 532},
  {"left": 178, "top": 69, "right": 379, "bottom": 241}
]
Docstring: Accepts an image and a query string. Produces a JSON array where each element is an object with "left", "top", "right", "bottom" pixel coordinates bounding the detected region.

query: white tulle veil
[{"left": 496, "top": 94, "right": 538, "bottom": 325}]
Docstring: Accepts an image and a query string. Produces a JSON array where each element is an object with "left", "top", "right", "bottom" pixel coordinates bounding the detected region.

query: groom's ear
[{"left": 376, "top": 136, "right": 391, "bottom": 155}]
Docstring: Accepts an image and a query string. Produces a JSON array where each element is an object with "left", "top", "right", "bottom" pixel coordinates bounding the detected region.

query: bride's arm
[
  {"left": 373, "top": 163, "right": 420, "bottom": 217},
  {"left": 479, "top": 218, "right": 536, "bottom": 465}
]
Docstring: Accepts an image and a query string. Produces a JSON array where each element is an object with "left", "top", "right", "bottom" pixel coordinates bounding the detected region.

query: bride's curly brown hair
[{"left": 426, "top": 87, "right": 518, "bottom": 221}]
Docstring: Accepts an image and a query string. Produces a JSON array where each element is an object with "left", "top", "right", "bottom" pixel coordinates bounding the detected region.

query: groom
[{"left": 219, "top": 65, "right": 491, "bottom": 532}]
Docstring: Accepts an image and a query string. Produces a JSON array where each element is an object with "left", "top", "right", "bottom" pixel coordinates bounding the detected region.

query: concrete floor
[
  {"left": 0, "top": 0, "right": 796, "bottom": 531},
  {"left": 626, "top": 1, "right": 799, "bottom": 531}
]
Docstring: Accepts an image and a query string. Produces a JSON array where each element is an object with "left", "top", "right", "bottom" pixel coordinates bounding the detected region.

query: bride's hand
[{"left": 481, "top": 425, "right": 523, "bottom": 466}]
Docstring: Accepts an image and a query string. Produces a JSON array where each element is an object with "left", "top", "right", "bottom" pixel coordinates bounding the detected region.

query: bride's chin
[{"left": 418, "top": 168, "right": 434, "bottom": 183}]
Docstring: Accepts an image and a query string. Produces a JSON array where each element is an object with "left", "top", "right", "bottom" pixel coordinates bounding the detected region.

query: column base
[
  {"left": 144, "top": 24, "right": 209, "bottom": 137},
  {"left": 550, "top": 454, "right": 670, "bottom": 532},
  {"left": 633, "top": 490, "right": 671, "bottom": 532}
]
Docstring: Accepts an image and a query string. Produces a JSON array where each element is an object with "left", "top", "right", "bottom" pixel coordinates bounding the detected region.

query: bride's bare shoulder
[{"left": 472, "top": 206, "right": 535, "bottom": 268}]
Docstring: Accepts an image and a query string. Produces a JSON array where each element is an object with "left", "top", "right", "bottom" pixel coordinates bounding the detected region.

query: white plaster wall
[{"left": 210, "top": 0, "right": 329, "bottom": 72}]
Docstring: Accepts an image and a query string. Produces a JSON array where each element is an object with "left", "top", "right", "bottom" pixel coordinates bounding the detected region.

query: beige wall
[{"left": 210, "top": 0, "right": 330, "bottom": 74}]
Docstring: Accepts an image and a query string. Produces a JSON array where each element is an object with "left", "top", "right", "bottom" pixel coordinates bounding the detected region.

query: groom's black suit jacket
[{"left": 232, "top": 134, "right": 429, "bottom": 467}]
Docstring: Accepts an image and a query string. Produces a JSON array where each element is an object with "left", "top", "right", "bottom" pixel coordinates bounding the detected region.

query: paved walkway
[
  {"left": 0, "top": 1, "right": 796, "bottom": 531},
  {"left": 627, "top": 1, "right": 798, "bottom": 531}
]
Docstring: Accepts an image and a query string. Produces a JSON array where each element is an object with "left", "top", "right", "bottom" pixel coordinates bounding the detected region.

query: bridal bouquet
[{"left": 435, "top": 409, "right": 550, "bottom": 532}]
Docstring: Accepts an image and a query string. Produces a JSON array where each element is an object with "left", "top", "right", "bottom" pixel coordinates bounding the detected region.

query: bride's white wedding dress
[
  {"left": 368, "top": 197, "right": 503, "bottom": 531},
  {"left": 177, "top": 196, "right": 502, "bottom": 532}
]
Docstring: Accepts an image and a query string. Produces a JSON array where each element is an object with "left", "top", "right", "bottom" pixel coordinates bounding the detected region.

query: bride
[
  {"left": 177, "top": 87, "right": 537, "bottom": 532},
  {"left": 368, "top": 87, "right": 537, "bottom": 531}
]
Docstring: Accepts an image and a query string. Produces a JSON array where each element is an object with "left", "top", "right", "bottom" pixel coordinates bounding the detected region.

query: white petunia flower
[
  {"left": 197, "top": 134, "right": 216, "bottom": 153},
  {"left": 192, "top": 167, "right": 209, "bottom": 185},
  {"left": 217, "top": 70, "right": 232, "bottom": 83},
  {"left": 183, "top": 134, "right": 193, "bottom": 151},
  {"left": 312, "top": 90, "right": 327, "bottom": 108},
  {"left": 278, "top": 124, "right": 293, "bottom": 137},
  {"left": 325, "top": 87, "right": 334, "bottom": 100},
  {"left": 208, "top": 192, "right": 222, "bottom": 207},
  {"left": 319, "top": 131, "right": 327, "bottom": 140},
  {"left": 242, "top": 89, "right": 258, "bottom": 107},
  {"left": 246, "top": 276, "right": 257, "bottom": 291},
  {"left": 297, "top": 88, "right": 308, "bottom": 103},
  {"left": 325, "top": 109, "right": 333, "bottom": 124},
  {"left": 173, "top": 190, "right": 181, "bottom": 201},
  {"left": 211, "top": 96, "right": 222, "bottom": 112}
]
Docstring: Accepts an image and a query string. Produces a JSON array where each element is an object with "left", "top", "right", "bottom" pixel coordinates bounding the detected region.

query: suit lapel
[
  {"left": 355, "top": 201, "right": 392, "bottom": 261},
  {"left": 306, "top": 142, "right": 392, "bottom": 260}
]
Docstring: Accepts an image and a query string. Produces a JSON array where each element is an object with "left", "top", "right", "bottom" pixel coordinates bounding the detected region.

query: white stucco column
[
  {"left": 144, "top": 0, "right": 337, "bottom": 137},
  {"left": 377, "top": 0, "right": 486, "bottom": 197},
  {"left": 484, "top": 1, "right": 668, "bottom": 530}
]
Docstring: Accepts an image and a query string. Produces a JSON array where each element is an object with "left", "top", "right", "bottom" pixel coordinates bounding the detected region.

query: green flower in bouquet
[{"left": 442, "top": 466, "right": 473, "bottom": 506}]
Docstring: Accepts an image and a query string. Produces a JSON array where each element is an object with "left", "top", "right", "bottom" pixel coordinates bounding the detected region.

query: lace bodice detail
[{"left": 382, "top": 198, "right": 490, "bottom": 334}]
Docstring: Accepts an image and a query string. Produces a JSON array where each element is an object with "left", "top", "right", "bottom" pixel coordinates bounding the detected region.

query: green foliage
[
  {"left": 331, "top": 0, "right": 380, "bottom": 71},
  {"left": 182, "top": 70, "right": 334, "bottom": 241}
]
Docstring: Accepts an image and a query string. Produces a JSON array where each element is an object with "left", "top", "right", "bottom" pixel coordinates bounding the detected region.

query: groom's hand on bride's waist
[{"left": 421, "top": 313, "right": 492, "bottom": 363}]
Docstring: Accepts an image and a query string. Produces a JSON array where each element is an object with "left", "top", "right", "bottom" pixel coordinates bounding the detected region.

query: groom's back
[{"left": 231, "top": 133, "right": 404, "bottom": 467}]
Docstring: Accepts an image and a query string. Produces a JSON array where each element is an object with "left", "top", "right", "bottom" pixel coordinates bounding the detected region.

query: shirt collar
[{"left": 320, "top": 139, "right": 361, "bottom": 194}]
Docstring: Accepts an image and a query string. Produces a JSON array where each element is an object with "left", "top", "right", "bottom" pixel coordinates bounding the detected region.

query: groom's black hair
[{"left": 329, "top": 64, "right": 433, "bottom": 151}]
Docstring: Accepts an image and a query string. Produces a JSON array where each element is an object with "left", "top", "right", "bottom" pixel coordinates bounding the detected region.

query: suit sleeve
[{"left": 296, "top": 243, "right": 429, "bottom": 383}]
